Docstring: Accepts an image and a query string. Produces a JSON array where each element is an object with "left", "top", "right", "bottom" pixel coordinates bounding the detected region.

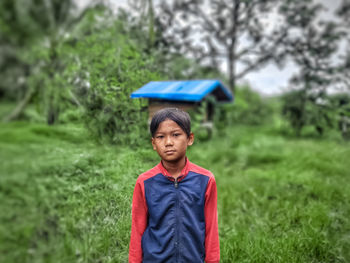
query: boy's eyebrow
[{"left": 155, "top": 128, "right": 183, "bottom": 134}]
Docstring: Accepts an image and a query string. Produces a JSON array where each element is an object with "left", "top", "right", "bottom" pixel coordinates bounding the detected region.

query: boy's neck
[{"left": 161, "top": 157, "right": 187, "bottom": 179}]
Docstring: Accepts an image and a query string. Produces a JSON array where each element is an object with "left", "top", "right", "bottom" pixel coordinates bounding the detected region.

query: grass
[{"left": 0, "top": 121, "right": 349, "bottom": 262}]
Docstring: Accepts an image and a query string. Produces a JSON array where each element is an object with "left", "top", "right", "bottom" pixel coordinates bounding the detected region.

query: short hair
[{"left": 150, "top": 108, "right": 191, "bottom": 137}]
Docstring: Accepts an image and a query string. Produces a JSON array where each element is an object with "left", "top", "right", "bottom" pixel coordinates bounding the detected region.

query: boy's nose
[{"left": 165, "top": 136, "right": 174, "bottom": 146}]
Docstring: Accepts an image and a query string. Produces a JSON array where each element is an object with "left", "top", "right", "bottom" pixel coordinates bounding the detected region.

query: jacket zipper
[{"left": 174, "top": 177, "right": 180, "bottom": 262}]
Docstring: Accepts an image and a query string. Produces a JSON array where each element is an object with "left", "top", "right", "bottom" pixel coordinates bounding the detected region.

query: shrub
[
  {"left": 216, "top": 86, "right": 273, "bottom": 129},
  {"left": 282, "top": 89, "right": 337, "bottom": 137},
  {"left": 330, "top": 93, "right": 350, "bottom": 140},
  {"left": 60, "top": 16, "right": 164, "bottom": 145}
]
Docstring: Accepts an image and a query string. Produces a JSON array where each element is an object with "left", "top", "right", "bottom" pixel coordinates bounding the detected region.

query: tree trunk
[
  {"left": 228, "top": 49, "right": 235, "bottom": 93},
  {"left": 228, "top": 0, "right": 240, "bottom": 94},
  {"left": 47, "top": 105, "right": 59, "bottom": 125},
  {"left": 3, "top": 87, "right": 35, "bottom": 122},
  {"left": 148, "top": 0, "right": 155, "bottom": 49}
]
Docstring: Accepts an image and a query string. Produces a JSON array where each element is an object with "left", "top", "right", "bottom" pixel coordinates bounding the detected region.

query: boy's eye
[
  {"left": 156, "top": 135, "right": 164, "bottom": 139},
  {"left": 173, "top": 133, "right": 181, "bottom": 137}
]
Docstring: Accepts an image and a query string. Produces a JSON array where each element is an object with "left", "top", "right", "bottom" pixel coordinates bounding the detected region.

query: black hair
[{"left": 150, "top": 108, "right": 191, "bottom": 137}]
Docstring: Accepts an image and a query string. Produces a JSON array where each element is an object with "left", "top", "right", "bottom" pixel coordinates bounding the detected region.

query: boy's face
[{"left": 152, "top": 119, "right": 194, "bottom": 163}]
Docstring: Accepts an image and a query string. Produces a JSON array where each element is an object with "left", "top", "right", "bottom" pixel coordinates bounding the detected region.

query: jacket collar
[{"left": 157, "top": 157, "right": 190, "bottom": 182}]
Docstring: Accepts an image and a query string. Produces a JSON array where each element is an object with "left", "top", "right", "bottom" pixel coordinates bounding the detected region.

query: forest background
[{"left": 0, "top": 0, "right": 350, "bottom": 262}]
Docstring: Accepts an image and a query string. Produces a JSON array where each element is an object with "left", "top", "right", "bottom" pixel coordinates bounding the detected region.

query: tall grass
[
  {"left": 0, "top": 122, "right": 349, "bottom": 262},
  {"left": 190, "top": 126, "right": 350, "bottom": 262}
]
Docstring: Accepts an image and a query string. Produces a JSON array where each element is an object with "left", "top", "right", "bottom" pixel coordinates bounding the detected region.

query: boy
[{"left": 129, "top": 108, "right": 220, "bottom": 263}]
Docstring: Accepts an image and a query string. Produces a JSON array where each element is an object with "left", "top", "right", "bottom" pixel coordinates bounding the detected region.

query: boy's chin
[{"left": 161, "top": 155, "right": 184, "bottom": 163}]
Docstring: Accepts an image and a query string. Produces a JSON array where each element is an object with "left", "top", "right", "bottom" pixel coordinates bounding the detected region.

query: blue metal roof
[{"left": 130, "top": 80, "right": 233, "bottom": 102}]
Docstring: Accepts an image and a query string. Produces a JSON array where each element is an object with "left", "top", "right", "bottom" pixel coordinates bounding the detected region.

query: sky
[{"left": 76, "top": 0, "right": 343, "bottom": 95}]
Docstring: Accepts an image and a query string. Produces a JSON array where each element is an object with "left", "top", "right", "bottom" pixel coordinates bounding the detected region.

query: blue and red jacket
[{"left": 129, "top": 158, "right": 220, "bottom": 263}]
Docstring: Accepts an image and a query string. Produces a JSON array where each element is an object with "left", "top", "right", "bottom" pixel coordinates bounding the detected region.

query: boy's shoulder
[
  {"left": 135, "top": 160, "right": 215, "bottom": 184},
  {"left": 136, "top": 165, "right": 161, "bottom": 183},
  {"left": 188, "top": 161, "right": 215, "bottom": 179}
]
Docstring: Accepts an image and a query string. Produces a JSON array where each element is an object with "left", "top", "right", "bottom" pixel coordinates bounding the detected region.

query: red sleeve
[
  {"left": 204, "top": 176, "right": 220, "bottom": 263},
  {"left": 129, "top": 179, "right": 148, "bottom": 263}
]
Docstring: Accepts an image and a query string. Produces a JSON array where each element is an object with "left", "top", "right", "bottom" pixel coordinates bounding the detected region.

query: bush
[
  {"left": 330, "top": 93, "right": 350, "bottom": 140},
  {"left": 281, "top": 89, "right": 337, "bottom": 137},
  {"left": 59, "top": 17, "right": 164, "bottom": 145},
  {"left": 216, "top": 86, "right": 273, "bottom": 129}
]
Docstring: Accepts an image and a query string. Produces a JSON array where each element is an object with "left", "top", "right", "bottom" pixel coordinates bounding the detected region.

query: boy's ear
[
  {"left": 151, "top": 137, "right": 156, "bottom": 150},
  {"left": 187, "top": 132, "right": 194, "bottom": 146}
]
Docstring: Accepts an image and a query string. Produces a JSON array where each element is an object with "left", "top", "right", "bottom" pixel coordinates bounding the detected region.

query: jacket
[{"left": 129, "top": 158, "right": 220, "bottom": 263}]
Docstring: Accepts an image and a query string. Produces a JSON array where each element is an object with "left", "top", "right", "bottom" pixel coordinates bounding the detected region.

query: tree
[
  {"left": 0, "top": 0, "right": 40, "bottom": 101},
  {"left": 119, "top": 1, "right": 227, "bottom": 82},
  {"left": 336, "top": 0, "right": 350, "bottom": 91},
  {"left": 334, "top": 0, "right": 350, "bottom": 139},
  {"left": 2, "top": 0, "right": 100, "bottom": 124},
  {"left": 280, "top": 0, "right": 344, "bottom": 136},
  {"left": 124, "top": 0, "right": 156, "bottom": 51},
  {"left": 156, "top": 0, "right": 288, "bottom": 93},
  {"left": 55, "top": 9, "right": 168, "bottom": 145}
]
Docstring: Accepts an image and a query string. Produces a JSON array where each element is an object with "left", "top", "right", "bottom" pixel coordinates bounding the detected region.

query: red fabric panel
[
  {"left": 129, "top": 167, "right": 159, "bottom": 263},
  {"left": 204, "top": 176, "right": 220, "bottom": 263}
]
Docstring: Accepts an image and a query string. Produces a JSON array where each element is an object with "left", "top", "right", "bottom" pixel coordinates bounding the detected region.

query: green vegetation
[
  {"left": 1, "top": 120, "right": 349, "bottom": 263},
  {"left": 1, "top": 1, "right": 350, "bottom": 262}
]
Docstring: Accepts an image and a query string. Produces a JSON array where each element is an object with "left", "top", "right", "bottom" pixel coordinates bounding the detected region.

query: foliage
[
  {"left": 335, "top": 0, "right": 350, "bottom": 92},
  {"left": 329, "top": 93, "right": 350, "bottom": 140},
  {"left": 118, "top": 5, "right": 226, "bottom": 83},
  {"left": 156, "top": 0, "right": 288, "bottom": 92},
  {"left": 186, "top": 85, "right": 274, "bottom": 141},
  {"left": 186, "top": 96, "right": 217, "bottom": 141},
  {"left": 281, "top": 91, "right": 350, "bottom": 138},
  {"left": 281, "top": 89, "right": 335, "bottom": 136},
  {"left": 1, "top": 0, "right": 348, "bottom": 145},
  {"left": 59, "top": 13, "right": 164, "bottom": 145},
  {"left": 126, "top": 0, "right": 156, "bottom": 50},
  {"left": 1, "top": 3, "right": 169, "bottom": 145},
  {"left": 0, "top": 0, "right": 99, "bottom": 123},
  {"left": 216, "top": 86, "right": 273, "bottom": 128},
  {"left": 2, "top": 2, "right": 228, "bottom": 145},
  {"left": 0, "top": 0, "right": 45, "bottom": 100},
  {"left": 1, "top": 121, "right": 349, "bottom": 262},
  {"left": 278, "top": 0, "right": 345, "bottom": 137}
]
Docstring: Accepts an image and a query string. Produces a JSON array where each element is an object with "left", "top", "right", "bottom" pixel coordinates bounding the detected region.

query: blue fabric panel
[{"left": 142, "top": 172, "right": 210, "bottom": 263}]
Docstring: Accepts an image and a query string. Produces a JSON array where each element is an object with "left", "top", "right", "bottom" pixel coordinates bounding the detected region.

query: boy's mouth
[{"left": 165, "top": 150, "right": 176, "bottom": 154}]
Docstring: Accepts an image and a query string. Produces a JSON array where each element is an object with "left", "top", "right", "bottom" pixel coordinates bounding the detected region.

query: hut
[{"left": 130, "top": 80, "right": 233, "bottom": 123}]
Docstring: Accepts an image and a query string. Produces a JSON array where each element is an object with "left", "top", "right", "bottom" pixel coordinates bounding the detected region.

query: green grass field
[{"left": 1, "top": 121, "right": 349, "bottom": 263}]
